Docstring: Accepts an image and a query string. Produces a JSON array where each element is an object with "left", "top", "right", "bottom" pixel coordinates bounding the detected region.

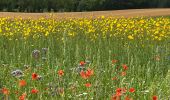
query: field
[
  {"left": 0, "top": 8, "right": 170, "bottom": 19},
  {"left": 0, "top": 9, "right": 170, "bottom": 100}
]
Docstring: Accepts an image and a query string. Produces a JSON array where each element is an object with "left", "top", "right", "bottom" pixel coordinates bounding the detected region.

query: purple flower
[
  {"left": 11, "top": 69, "right": 23, "bottom": 77},
  {"left": 32, "top": 49, "right": 40, "bottom": 59}
]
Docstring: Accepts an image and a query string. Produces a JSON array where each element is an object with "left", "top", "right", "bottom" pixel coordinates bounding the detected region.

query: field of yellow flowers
[{"left": 0, "top": 16, "right": 170, "bottom": 100}]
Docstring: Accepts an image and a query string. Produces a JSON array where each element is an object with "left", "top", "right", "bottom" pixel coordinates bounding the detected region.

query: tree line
[{"left": 0, "top": 0, "right": 169, "bottom": 12}]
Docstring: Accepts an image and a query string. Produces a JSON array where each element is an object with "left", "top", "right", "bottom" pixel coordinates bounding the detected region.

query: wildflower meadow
[{"left": 0, "top": 16, "right": 170, "bottom": 100}]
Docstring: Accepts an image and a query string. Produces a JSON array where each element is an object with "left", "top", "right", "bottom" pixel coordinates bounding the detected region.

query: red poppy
[
  {"left": 19, "top": 80, "right": 27, "bottom": 87},
  {"left": 58, "top": 69, "right": 64, "bottom": 77},
  {"left": 19, "top": 93, "right": 26, "bottom": 100},
  {"left": 80, "top": 61, "right": 86, "bottom": 66},
  {"left": 111, "top": 94, "right": 121, "bottom": 100},
  {"left": 80, "top": 71, "right": 87, "bottom": 79},
  {"left": 116, "top": 88, "right": 122, "bottom": 93},
  {"left": 31, "top": 89, "right": 38, "bottom": 94},
  {"left": 1, "top": 88, "right": 9, "bottom": 95},
  {"left": 112, "top": 77, "right": 117, "bottom": 80},
  {"left": 122, "top": 64, "right": 128, "bottom": 70},
  {"left": 152, "top": 95, "right": 158, "bottom": 100},
  {"left": 129, "top": 88, "right": 135, "bottom": 93},
  {"left": 116, "top": 88, "right": 122, "bottom": 96},
  {"left": 85, "top": 83, "right": 92, "bottom": 87},
  {"left": 80, "top": 68, "right": 94, "bottom": 79},
  {"left": 112, "top": 60, "right": 118, "bottom": 64},
  {"left": 121, "top": 72, "right": 126, "bottom": 76},
  {"left": 32, "top": 73, "right": 38, "bottom": 80},
  {"left": 116, "top": 88, "right": 126, "bottom": 96},
  {"left": 86, "top": 68, "right": 94, "bottom": 77}
]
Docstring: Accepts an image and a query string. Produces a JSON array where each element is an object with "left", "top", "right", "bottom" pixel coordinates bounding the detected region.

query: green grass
[{"left": 0, "top": 18, "right": 170, "bottom": 100}]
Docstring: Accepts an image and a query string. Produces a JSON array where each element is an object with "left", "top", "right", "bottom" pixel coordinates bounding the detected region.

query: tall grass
[{"left": 0, "top": 17, "right": 170, "bottom": 99}]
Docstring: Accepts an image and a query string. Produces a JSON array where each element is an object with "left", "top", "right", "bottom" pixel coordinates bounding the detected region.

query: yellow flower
[
  {"left": 101, "top": 16, "right": 105, "bottom": 19},
  {"left": 45, "top": 31, "right": 49, "bottom": 36},
  {"left": 128, "top": 35, "right": 134, "bottom": 40}
]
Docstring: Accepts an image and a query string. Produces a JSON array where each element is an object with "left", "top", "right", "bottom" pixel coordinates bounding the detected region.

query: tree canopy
[{"left": 0, "top": 0, "right": 169, "bottom": 12}]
